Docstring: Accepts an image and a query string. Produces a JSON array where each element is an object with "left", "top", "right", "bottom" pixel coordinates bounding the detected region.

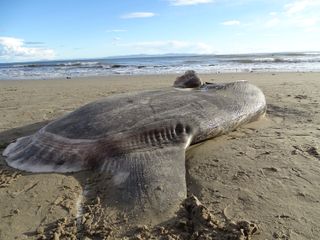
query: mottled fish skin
[{"left": 2, "top": 80, "right": 266, "bottom": 222}]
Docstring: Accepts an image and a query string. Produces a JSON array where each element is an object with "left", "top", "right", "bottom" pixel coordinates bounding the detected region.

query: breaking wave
[{"left": 1, "top": 52, "right": 320, "bottom": 80}]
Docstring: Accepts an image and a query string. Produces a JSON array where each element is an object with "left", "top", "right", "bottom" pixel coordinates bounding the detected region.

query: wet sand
[{"left": 0, "top": 72, "right": 320, "bottom": 239}]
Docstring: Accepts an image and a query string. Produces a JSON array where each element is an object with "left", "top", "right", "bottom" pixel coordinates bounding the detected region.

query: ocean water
[{"left": 0, "top": 52, "right": 320, "bottom": 80}]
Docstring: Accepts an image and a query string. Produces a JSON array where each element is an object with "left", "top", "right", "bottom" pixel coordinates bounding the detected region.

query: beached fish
[{"left": 2, "top": 71, "right": 266, "bottom": 222}]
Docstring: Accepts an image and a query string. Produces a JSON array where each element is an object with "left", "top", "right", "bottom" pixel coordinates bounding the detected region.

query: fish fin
[
  {"left": 3, "top": 131, "right": 97, "bottom": 173},
  {"left": 91, "top": 144, "right": 187, "bottom": 223}
]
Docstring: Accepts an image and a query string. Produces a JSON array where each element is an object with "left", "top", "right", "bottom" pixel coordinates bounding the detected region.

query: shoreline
[
  {"left": 2, "top": 51, "right": 320, "bottom": 80},
  {"left": 1, "top": 70, "right": 320, "bottom": 82},
  {"left": 1, "top": 72, "right": 320, "bottom": 239}
]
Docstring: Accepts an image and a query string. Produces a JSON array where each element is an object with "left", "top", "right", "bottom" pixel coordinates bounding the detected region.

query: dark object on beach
[
  {"left": 3, "top": 71, "right": 266, "bottom": 223},
  {"left": 66, "top": 76, "right": 71, "bottom": 79},
  {"left": 174, "top": 70, "right": 202, "bottom": 88}
]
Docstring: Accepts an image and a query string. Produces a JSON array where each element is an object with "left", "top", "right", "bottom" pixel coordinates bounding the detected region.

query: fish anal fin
[{"left": 95, "top": 145, "right": 187, "bottom": 223}]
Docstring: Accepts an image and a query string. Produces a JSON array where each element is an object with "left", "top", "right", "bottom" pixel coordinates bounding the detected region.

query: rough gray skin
[{"left": 3, "top": 79, "right": 266, "bottom": 222}]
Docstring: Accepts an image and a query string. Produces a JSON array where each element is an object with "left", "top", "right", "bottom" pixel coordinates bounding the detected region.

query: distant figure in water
[{"left": 174, "top": 70, "right": 202, "bottom": 88}]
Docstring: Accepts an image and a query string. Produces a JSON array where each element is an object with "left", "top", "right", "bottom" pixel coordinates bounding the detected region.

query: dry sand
[{"left": 0, "top": 72, "right": 319, "bottom": 239}]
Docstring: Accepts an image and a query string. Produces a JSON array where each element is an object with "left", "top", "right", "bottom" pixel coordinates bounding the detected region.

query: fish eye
[{"left": 175, "top": 123, "right": 184, "bottom": 135}]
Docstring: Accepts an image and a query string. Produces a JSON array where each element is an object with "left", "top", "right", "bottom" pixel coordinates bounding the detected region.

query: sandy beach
[{"left": 0, "top": 72, "right": 320, "bottom": 239}]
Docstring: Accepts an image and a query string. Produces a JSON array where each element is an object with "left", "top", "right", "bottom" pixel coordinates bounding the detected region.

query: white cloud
[
  {"left": 264, "top": 0, "right": 320, "bottom": 30},
  {"left": 121, "top": 12, "right": 156, "bottom": 19},
  {"left": 221, "top": 20, "right": 240, "bottom": 26},
  {"left": 293, "top": 16, "right": 319, "bottom": 27},
  {"left": 284, "top": 0, "right": 320, "bottom": 15},
  {"left": 118, "top": 40, "right": 214, "bottom": 54},
  {"left": 169, "top": 0, "right": 213, "bottom": 6},
  {"left": 0, "top": 37, "right": 55, "bottom": 62}
]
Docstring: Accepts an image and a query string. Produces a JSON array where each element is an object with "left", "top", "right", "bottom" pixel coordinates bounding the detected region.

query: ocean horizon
[{"left": 1, "top": 51, "right": 320, "bottom": 80}]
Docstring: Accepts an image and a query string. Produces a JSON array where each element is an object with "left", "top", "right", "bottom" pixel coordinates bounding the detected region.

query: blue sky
[{"left": 1, "top": 0, "right": 320, "bottom": 62}]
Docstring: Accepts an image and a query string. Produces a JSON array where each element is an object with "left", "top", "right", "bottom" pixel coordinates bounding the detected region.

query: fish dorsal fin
[{"left": 173, "top": 70, "right": 202, "bottom": 89}]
